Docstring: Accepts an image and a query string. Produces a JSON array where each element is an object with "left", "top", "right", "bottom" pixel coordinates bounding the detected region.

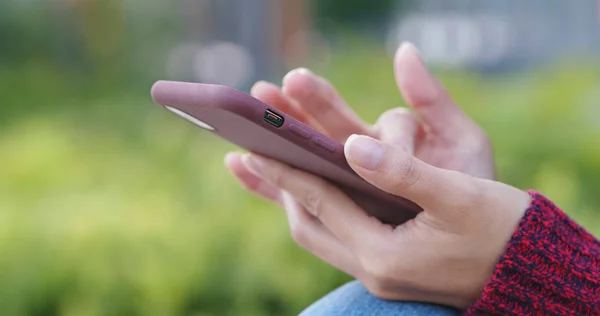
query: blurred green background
[{"left": 2, "top": 0, "right": 600, "bottom": 315}]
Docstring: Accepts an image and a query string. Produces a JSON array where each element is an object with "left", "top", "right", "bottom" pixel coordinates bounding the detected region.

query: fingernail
[
  {"left": 283, "top": 68, "right": 312, "bottom": 83},
  {"left": 254, "top": 80, "right": 268, "bottom": 86},
  {"left": 296, "top": 68, "right": 313, "bottom": 76},
  {"left": 250, "top": 81, "right": 268, "bottom": 95},
  {"left": 397, "top": 42, "right": 421, "bottom": 60},
  {"left": 242, "top": 154, "right": 269, "bottom": 174},
  {"left": 224, "top": 152, "right": 238, "bottom": 165},
  {"left": 283, "top": 68, "right": 310, "bottom": 82},
  {"left": 345, "top": 135, "right": 383, "bottom": 170}
]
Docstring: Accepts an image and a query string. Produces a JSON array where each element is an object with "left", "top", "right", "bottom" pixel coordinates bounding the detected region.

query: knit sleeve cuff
[{"left": 465, "top": 191, "right": 600, "bottom": 315}]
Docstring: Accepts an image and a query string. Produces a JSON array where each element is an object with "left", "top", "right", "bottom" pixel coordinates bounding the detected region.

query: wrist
[
  {"left": 467, "top": 191, "right": 600, "bottom": 315},
  {"left": 464, "top": 186, "right": 531, "bottom": 307}
]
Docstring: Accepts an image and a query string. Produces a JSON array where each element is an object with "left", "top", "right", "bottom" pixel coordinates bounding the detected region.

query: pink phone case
[{"left": 151, "top": 81, "right": 422, "bottom": 225}]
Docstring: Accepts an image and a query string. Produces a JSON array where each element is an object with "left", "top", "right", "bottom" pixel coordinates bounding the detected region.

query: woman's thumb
[{"left": 344, "top": 134, "right": 475, "bottom": 212}]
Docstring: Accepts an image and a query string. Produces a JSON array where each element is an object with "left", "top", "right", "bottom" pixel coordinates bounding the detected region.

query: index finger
[
  {"left": 250, "top": 80, "right": 330, "bottom": 136},
  {"left": 282, "top": 68, "right": 372, "bottom": 142},
  {"left": 251, "top": 81, "right": 310, "bottom": 124}
]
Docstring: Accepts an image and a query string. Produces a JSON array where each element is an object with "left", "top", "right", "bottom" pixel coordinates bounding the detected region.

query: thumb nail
[{"left": 345, "top": 135, "right": 383, "bottom": 170}]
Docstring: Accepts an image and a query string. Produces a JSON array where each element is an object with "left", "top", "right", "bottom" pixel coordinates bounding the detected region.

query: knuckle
[
  {"left": 362, "top": 278, "right": 390, "bottom": 299},
  {"left": 303, "top": 87, "right": 320, "bottom": 103},
  {"left": 293, "top": 78, "right": 320, "bottom": 104},
  {"left": 361, "top": 260, "right": 399, "bottom": 299},
  {"left": 320, "top": 78, "right": 337, "bottom": 99},
  {"left": 301, "top": 189, "right": 325, "bottom": 217},
  {"left": 289, "top": 220, "right": 310, "bottom": 247},
  {"left": 362, "top": 257, "right": 394, "bottom": 284},
  {"left": 413, "top": 85, "right": 444, "bottom": 107},
  {"left": 389, "top": 156, "right": 422, "bottom": 191},
  {"left": 268, "top": 166, "right": 286, "bottom": 188}
]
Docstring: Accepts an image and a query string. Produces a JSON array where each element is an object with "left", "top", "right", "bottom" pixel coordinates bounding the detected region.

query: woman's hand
[
  {"left": 223, "top": 43, "right": 516, "bottom": 308},
  {"left": 239, "top": 142, "right": 529, "bottom": 309},
  {"left": 226, "top": 43, "right": 495, "bottom": 202}
]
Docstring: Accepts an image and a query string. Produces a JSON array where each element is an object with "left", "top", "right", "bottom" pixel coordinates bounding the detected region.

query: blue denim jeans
[{"left": 300, "top": 281, "right": 459, "bottom": 316}]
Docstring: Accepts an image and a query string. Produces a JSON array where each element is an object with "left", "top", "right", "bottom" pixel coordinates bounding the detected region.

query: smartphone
[{"left": 151, "top": 80, "right": 422, "bottom": 225}]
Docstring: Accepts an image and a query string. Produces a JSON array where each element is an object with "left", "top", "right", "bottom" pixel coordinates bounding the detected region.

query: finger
[
  {"left": 250, "top": 81, "right": 310, "bottom": 123},
  {"left": 241, "top": 153, "right": 388, "bottom": 251},
  {"left": 394, "top": 42, "right": 473, "bottom": 140},
  {"left": 344, "top": 135, "right": 481, "bottom": 214},
  {"left": 282, "top": 68, "right": 371, "bottom": 142},
  {"left": 373, "top": 108, "right": 420, "bottom": 154},
  {"left": 250, "top": 80, "right": 329, "bottom": 134},
  {"left": 224, "top": 152, "right": 282, "bottom": 204},
  {"left": 281, "top": 192, "right": 362, "bottom": 277}
]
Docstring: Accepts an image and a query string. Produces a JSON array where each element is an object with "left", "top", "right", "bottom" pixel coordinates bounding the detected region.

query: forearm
[{"left": 466, "top": 192, "right": 600, "bottom": 315}]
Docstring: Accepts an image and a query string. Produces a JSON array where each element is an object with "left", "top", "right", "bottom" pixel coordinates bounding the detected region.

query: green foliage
[
  {"left": 0, "top": 1, "right": 177, "bottom": 87},
  {"left": 2, "top": 47, "right": 600, "bottom": 315},
  {"left": 0, "top": 2, "right": 56, "bottom": 62},
  {"left": 311, "top": 0, "right": 398, "bottom": 30}
]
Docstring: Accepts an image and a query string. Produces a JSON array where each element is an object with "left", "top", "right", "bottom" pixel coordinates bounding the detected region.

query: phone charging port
[{"left": 264, "top": 110, "right": 284, "bottom": 127}]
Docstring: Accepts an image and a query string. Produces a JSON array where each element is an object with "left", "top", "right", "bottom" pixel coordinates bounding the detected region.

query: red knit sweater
[{"left": 466, "top": 192, "right": 600, "bottom": 315}]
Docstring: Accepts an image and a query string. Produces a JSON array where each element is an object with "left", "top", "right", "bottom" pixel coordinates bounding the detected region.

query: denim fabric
[{"left": 300, "top": 280, "right": 459, "bottom": 316}]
